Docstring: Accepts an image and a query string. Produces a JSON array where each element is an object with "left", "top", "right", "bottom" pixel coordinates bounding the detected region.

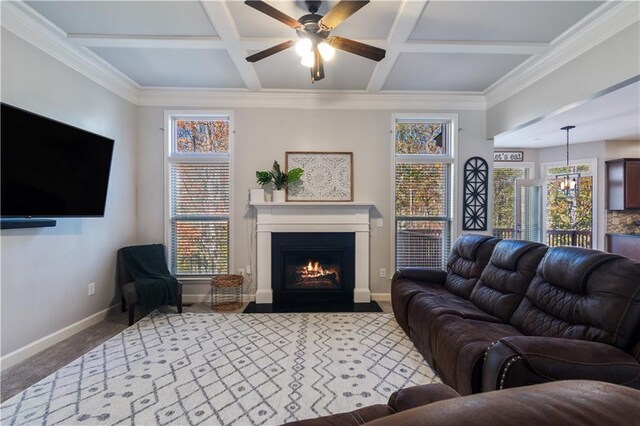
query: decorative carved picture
[
  {"left": 463, "top": 156, "right": 488, "bottom": 231},
  {"left": 286, "top": 152, "right": 353, "bottom": 201}
]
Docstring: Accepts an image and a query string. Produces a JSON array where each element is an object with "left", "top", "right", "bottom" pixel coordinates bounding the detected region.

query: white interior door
[{"left": 515, "top": 179, "right": 545, "bottom": 243}]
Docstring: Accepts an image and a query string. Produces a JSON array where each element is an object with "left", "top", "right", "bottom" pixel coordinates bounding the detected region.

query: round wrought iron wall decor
[{"left": 463, "top": 156, "right": 488, "bottom": 231}]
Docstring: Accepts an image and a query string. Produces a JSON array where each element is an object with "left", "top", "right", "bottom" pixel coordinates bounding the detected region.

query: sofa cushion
[
  {"left": 510, "top": 247, "right": 640, "bottom": 349},
  {"left": 443, "top": 234, "right": 499, "bottom": 299},
  {"left": 407, "top": 292, "right": 502, "bottom": 365},
  {"left": 430, "top": 315, "right": 522, "bottom": 395},
  {"left": 469, "top": 240, "right": 548, "bottom": 322}
]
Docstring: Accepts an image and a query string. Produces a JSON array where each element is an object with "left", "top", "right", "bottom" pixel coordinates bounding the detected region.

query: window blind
[{"left": 169, "top": 162, "right": 229, "bottom": 275}]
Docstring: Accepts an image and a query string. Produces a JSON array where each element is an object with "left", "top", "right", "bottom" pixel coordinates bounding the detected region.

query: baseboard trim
[
  {"left": 0, "top": 304, "right": 120, "bottom": 371},
  {"left": 371, "top": 293, "right": 391, "bottom": 302}
]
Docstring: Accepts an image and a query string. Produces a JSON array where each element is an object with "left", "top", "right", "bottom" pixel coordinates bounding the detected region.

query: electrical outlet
[
  {"left": 245, "top": 265, "right": 252, "bottom": 275},
  {"left": 88, "top": 282, "right": 95, "bottom": 296},
  {"left": 379, "top": 268, "right": 387, "bottom": 278},
  {"left": 377, "top": 218, "right": 384, "bottom": 227},
  {"left": 239, "top": 268, "right": 245, "bottom": 276}
]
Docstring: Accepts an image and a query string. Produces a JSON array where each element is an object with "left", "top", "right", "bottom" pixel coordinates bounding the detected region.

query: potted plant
[{"left": 256, "top": 161, "right": 303, "bottom": 202}]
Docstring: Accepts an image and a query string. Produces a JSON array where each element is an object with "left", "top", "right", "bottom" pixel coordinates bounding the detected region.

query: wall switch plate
[
  {"left": 239, "top": 268, "right": 245, "bottom": 276},
  {"left": 377, "top": 218, "right": 384, "bottom": 227},
  {"left": 88, "top": 282, "right": 95, "bottom": 296},
  {"left": 379, "top": 268, "right": 387, "bottom": 278},
  {"left": 245, "top": 265, "right": 251, "bottom": 275}
]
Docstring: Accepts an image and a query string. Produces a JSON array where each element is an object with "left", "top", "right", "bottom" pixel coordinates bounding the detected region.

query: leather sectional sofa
[
  {"left": 284, "top": 380, "right": 640, "bottom": 425},
  {"left": 391, "top": 234, "right": 640, "bottom": 395}
]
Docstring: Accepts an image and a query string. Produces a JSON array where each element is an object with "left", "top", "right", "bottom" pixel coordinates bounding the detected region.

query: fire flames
[{"left": 298, "top": 259, "right": 339, "bottom": 283}]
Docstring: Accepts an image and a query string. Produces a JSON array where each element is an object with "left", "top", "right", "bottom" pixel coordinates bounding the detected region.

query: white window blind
[
  {"left": 167, "top": 114, "right": 230, "bottom": 276},
  {"left": 394, "top": 119, "right": 453, "bottom": 270}
]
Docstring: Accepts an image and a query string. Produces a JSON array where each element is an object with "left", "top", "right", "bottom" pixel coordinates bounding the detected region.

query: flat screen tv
[{"left": 1, "top": 103, "right": 115, "bottom": 218}]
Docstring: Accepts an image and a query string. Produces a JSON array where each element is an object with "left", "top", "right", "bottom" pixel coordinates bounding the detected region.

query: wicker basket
[{"left": 211, "top": 274, "right": 244, "bottom": 311}]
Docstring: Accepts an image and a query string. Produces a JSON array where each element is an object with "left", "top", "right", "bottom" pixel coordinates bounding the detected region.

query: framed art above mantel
[{"left": 285, "top": 152, "right": 353, "bottom": 201}]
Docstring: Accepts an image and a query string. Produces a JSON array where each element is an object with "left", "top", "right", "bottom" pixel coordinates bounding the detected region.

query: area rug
[{"left": 1, "top": 312, "right": 439, "bottom": 425}]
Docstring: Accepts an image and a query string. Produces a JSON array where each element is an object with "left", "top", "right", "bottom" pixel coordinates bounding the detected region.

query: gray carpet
[{"left": 1, "top": 310, "right": 438, "bottom": 425}]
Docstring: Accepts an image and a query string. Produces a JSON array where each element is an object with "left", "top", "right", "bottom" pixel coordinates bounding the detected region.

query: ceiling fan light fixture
[
  {"left": 295, "top": 38, "right": 312, "bottom": 57},
  {"left": 318, "top": 42, "right": 335, "bottom": 61},
  {"left": 301, "top": 50, "right": 315, "bottom": 67}
]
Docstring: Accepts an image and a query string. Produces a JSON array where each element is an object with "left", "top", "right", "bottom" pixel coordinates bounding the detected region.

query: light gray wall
[
  {"left": 137, "top": 106, "right": 491, "bottom": 297},
  {"left": 0, "top": 30, "right": 138, "bottom": 356},
  {"left": 487, "top": 22, "right": 640, "bottom": 139}
]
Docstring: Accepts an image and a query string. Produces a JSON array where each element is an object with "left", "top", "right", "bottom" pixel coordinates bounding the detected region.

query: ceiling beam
[
  {"left": 367, "top": 0, "right": 428, "bottom": 93},
  {"left": 198, "top": 0, "right": 262, "bottom": 91},
  {"left": 69, "top": 34, "right": 548, "bottom": 56}
]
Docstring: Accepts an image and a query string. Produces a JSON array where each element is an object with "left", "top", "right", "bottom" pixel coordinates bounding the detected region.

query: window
[
  {"left": 492, "top": 163, "right": 532, "bottom": 239},
  {"left": 166, "top": 113, "right": 231, "bottom": 276},
  {"left": 543, "top": 161, "right": 594, "bottom": 248},
  {"left": 394, "top": 116, "right": 455, "bottom": 270}
]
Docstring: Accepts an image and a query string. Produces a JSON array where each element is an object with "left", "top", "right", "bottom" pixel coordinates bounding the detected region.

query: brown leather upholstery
[
  {"left": 391, "top": 234, "right": 499, "bottom": 338},
  {"left": 392, "top": 237, "right": 640, "bottom": 394},
  {"left": 470, "top": 240, "right": 547, "bottom": 321},
  {"left": 285, "top": 381, "right": 640, "bottom": 426}
]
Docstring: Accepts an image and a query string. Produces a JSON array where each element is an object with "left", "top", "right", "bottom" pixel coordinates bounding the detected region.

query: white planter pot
[
  {"left": 250, "top": 188, "right": 265, "bottom": 203},
  {"left": 272, "top": 190, "right": 286, "bottom": 203}
]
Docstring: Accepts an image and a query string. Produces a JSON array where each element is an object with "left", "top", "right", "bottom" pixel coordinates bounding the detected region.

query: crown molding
[
  {"left": 1, "top": 1, "right": 139, "bottom": 104},
  {"left": 485, "top": 0, "right": 640, "bottom": 108},
  {"left": 136, "top": 88, "right": 486, "bottom": 110}
]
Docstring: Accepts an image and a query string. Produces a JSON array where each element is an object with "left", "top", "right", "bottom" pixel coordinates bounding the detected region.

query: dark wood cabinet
[
  {"left": 606, "top": 158, "right": 640, "bottom": 210},
  {"left": 607, "top": 234, "right": 640, "bottom": 262}
]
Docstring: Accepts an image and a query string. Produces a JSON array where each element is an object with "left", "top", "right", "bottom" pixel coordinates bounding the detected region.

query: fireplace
[{"left": 272, "top": 232, "right": 355, "bottom": 304}]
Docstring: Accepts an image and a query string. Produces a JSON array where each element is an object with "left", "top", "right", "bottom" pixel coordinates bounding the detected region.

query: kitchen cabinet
[{"left": 606, "top": 158, "right": 640, "bottom": 210}]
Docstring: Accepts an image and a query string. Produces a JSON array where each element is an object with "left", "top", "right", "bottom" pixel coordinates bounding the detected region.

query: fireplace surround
[{"left": 251, "top": 201, "right": 375, "bottom": 304}]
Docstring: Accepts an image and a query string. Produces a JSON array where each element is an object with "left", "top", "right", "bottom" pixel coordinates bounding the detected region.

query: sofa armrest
[
  {"left": 483, "top": 336, "right": 640, "bottom": 391},
  {"left": 387, "top": 383, "right": 460, "bottom": 412},
  {"left": 391, "top": 268, "right": 447, "bottom": 285}
]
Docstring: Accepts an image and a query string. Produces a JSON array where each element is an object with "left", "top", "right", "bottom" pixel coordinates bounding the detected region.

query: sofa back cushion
[
  {"left": 444, "top": 234, "right": 500, "bottom": 299},
  {"left": 509, "top": 247, "right": 640, "bottom": 349},
  {"left": 469, "top": 240, "right": 547, "bottom": 322}
]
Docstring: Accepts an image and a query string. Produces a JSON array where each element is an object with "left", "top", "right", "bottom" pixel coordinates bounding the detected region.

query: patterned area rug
[{"left": 2, "top": 312, "right": 439, "bottom": 425}]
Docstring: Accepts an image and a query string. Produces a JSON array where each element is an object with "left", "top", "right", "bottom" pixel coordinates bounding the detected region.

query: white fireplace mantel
[{"left": 251, "top": 201, "right": 376, "bottom": 304}]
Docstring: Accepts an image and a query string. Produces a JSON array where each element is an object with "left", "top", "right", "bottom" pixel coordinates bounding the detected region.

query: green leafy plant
[{"left": 256, "top": 161, "right": 304, "bottom": 190}]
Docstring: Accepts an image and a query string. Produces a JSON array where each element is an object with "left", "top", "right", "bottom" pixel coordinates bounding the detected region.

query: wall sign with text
[{"left": 494, "top": 151, "right": 524, "bottom": 162}]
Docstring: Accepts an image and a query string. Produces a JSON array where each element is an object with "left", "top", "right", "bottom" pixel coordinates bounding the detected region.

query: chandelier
[{"left": 555, "top": 125, "right": 580, "bottom": 198}]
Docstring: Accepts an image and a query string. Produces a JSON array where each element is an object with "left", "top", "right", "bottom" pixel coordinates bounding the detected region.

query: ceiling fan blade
[
  {"left": 246, "top": 40, "right": 296, "bottom": 62},
  {"left": 245, "top": 1, "right": 304, "bottom": 30},
  {"left": 328, "top": 36, "right": 385, "bottom": 61},
  {"left": 319, "top": 0, "right": 369, "bottom": 31}
]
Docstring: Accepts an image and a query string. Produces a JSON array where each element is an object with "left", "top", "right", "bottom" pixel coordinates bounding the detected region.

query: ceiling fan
[{"left": 245, "top": 0, "right": 386, "bottom": 83}]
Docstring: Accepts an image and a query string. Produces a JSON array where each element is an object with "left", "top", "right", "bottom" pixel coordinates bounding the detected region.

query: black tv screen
[{"left": 1, "top": 103, "right": 115, "bottom": 217}]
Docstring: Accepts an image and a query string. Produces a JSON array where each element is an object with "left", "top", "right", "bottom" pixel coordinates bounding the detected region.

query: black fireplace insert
[{"left": 272, "top": 232, "right": 355, "bottom": 304}]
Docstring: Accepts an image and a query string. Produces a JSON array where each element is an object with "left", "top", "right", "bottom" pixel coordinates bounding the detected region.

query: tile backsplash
[{"left": 607, "top": 210, "right": 640, "bottom": 234}]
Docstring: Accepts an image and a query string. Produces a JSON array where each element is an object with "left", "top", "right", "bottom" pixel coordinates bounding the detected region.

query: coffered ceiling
[
  {"left": 23, "top": 0, "right": 604, "bottom": 92},
  {"left": 4, "top": 1, "right": 639, "bottom": 148}
]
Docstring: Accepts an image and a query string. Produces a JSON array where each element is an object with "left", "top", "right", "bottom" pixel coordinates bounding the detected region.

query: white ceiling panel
[
  {"left": 383, "top": 53, "right": 530, "bottom": 91},
  {"left": 89, "top": 47, "right": 244, "bottom": 88},
  {"left": 410, "top": 1, "right": 603, "bottom": 42},
  {"left": 251, "top": 49, "right": 376, "bottom": 90},
  {"left": 228, "top": 0, "right": 398, "bottom": 39},
  {"left": 26, "top": 1, "right": 217, "bottom": 36}
]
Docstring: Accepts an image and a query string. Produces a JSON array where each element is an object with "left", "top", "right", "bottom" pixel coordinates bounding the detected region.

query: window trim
[
  {"left": 164, "top": 110, "right": 234, "bottom": 282},
  {"left": 390, "top": 113, "right": 458, "bottom": 273}
]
